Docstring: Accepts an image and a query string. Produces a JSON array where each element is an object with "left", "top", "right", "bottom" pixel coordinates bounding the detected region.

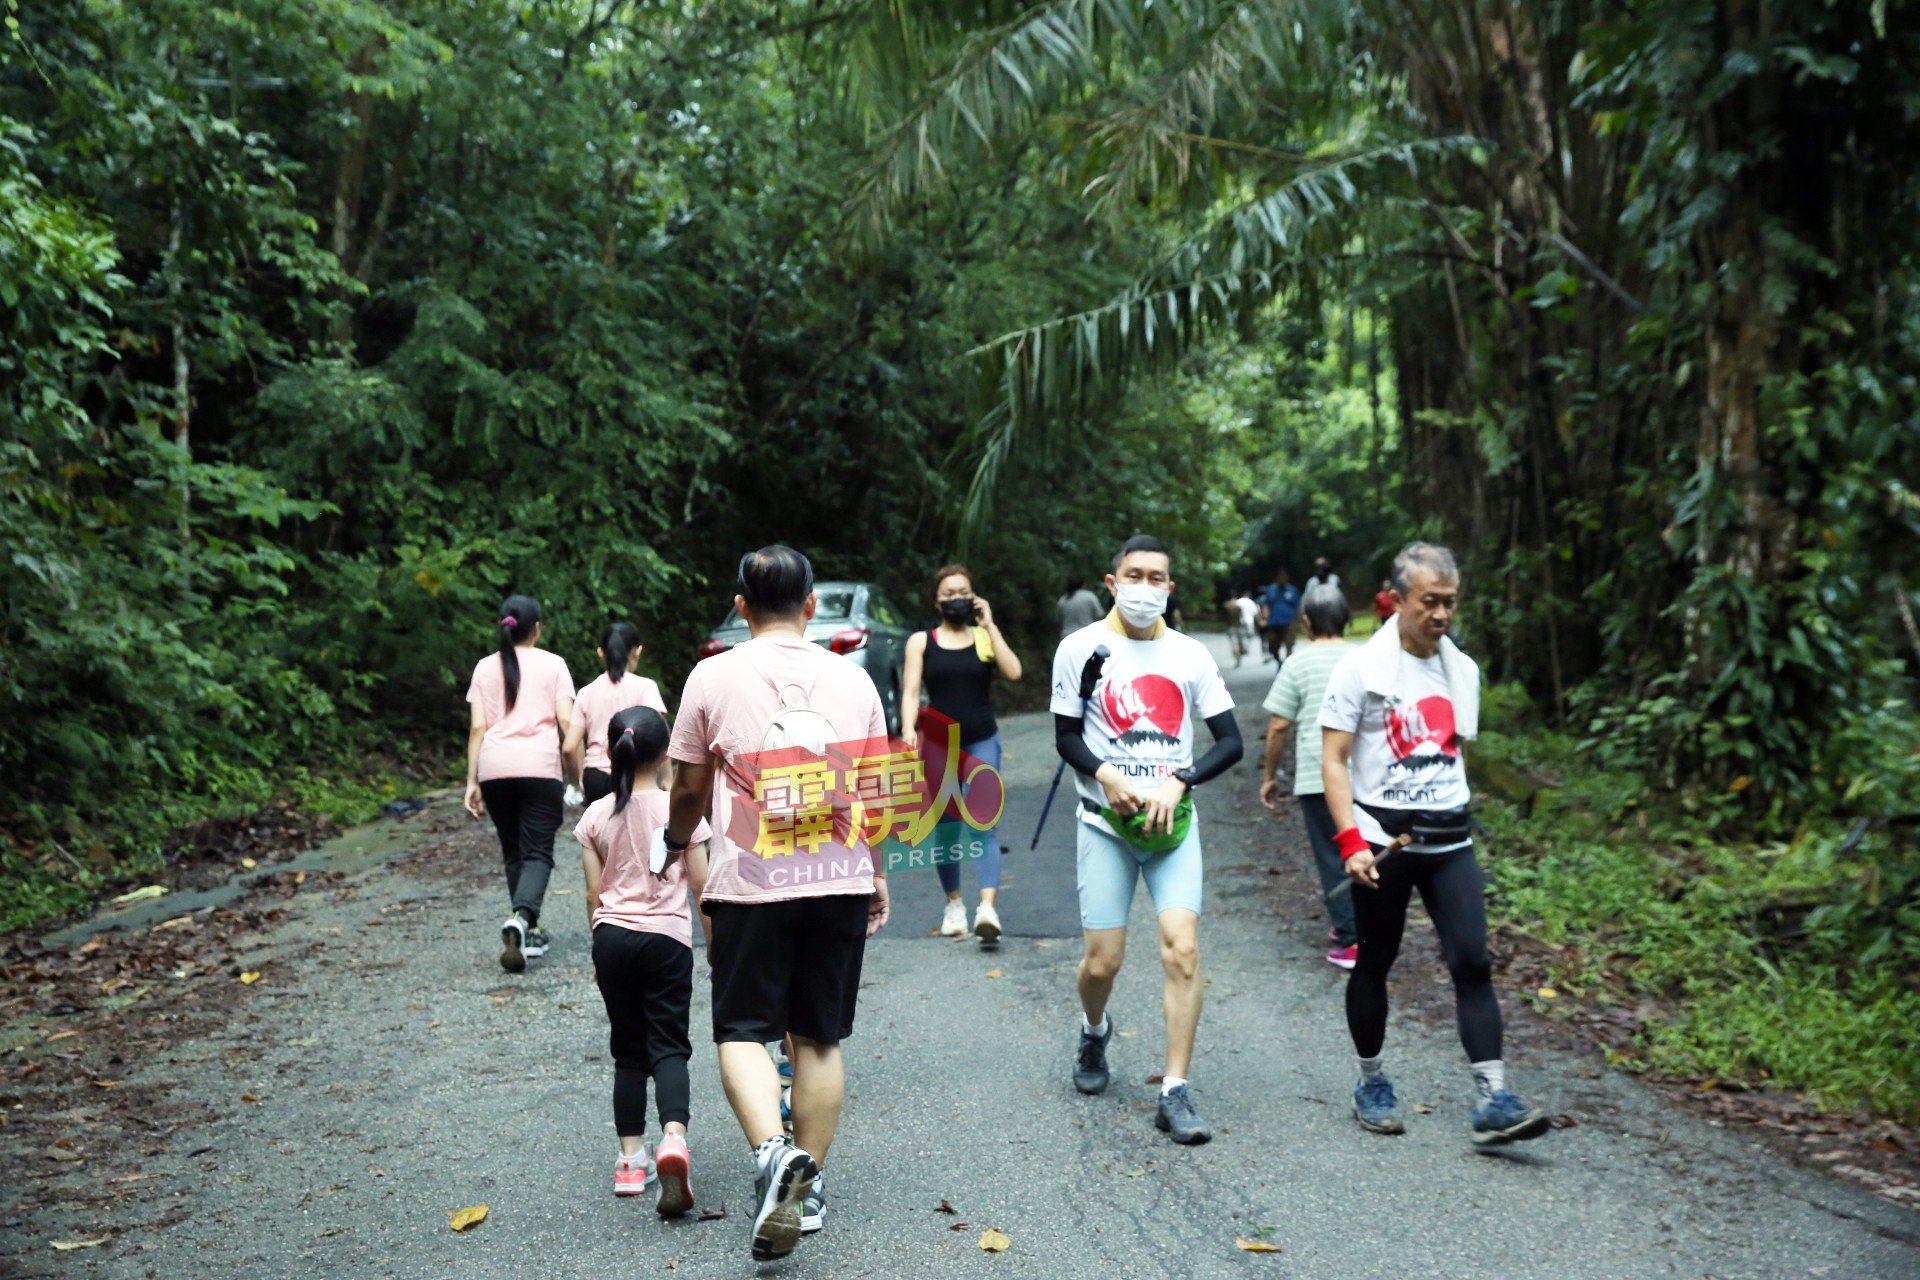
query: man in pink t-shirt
[{"left": 664, "top": 545, "right": 888, "bottom": 1262}]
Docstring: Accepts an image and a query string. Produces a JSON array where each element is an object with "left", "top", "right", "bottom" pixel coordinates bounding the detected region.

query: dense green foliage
[{"left": 2, "top": 1, "right": 1917, "bottom": 1115}]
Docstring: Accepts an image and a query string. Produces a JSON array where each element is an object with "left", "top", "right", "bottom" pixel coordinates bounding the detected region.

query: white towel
[{"left": 1356, "top": 614, "right": 1481, "bottom": 741}]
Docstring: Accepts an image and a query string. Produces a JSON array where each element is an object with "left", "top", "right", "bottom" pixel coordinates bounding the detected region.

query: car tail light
[
  {"left": 828, "top": 627, "right": 869, "bottom": 655},
  {"left": 697, "top": 638, "right": 726, "bottom": 661}
]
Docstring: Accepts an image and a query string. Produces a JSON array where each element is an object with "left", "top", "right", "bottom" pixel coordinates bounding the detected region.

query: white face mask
[{"left": 1114, "top": 583, "right": 1169, "bottom": 629}]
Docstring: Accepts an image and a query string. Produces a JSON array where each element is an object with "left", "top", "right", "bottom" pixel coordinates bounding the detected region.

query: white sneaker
[
  {"left": 938, "top": 898, "right": 967, "bottom": 937},
  {"left": 499, "top": 914, "right": 527, "bottom": 973},
  {"left": 973, "top": 900, "right": 1002, "bottom": 947}
]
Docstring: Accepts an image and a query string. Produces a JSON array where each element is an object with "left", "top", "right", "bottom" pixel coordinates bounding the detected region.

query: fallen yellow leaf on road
[
  {"left": 51, "top": 1238, "right": 109, "bottom": 1252},
  {"left": 239, "top": 971, "right": 262, "bottom": 985},
  {"left": 1537, "top": 986, "right": 1558, "bottom": 999},
  {"left": 112, "top": 885, "right": 166, "bottom": 905},
  {"left": 984, "top": 969, "right": 1005, "bottom": 979},
  {"left": 1234, "top": 1237, "right": 1281, "bottom": 1253},
  {"left": 979, "top": 1228, "right": 1011, "bottom": 1252},
  {"left": 241, "top": 857, "right": 257, "bottom": 869},
  {"left": 448, "top": 1204, "right": 488, "bottom": 1232}
]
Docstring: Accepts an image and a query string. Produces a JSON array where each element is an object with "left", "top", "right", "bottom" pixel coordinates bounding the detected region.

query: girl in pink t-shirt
[
  {"left": 464, "top": 594, "right": 577, "bottom": 974},
  {"left": 563, "top": 621, "right": 669, "bottom": 806},
  {"left": 575, "top": 706, "right": 711, "bottom": 1214}
]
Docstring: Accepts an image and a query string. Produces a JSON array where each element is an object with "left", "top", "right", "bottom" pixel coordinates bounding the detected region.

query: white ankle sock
[
  {"left": 1159, "top": 1076, "right": 1187, "bottom": 1096},
  {"left": 1358, "top": 1054, "right": 1387, "bottom": 1080},
  {"left": 1470, "top": 1059, "right": 1505, "bottom": 1100},
  {"left": 1082, "top": 1013, "right": 1109, "bottom": 1036}
]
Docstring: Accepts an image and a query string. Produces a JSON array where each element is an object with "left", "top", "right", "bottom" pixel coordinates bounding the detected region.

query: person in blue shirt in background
[{"left": 1256, "top": 569, "right": 1302, "bottom": 665}]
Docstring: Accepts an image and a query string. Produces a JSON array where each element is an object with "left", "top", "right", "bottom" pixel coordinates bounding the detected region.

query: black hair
[
  {"left": 602, "top": 620, "right": 641, "bottom": 685},
  {"left": 1064, "top": 576, "right": 1084, "bottom": 594},
  {"left": 737, "top": 544, "right": 814, "bottom": 617},
  {"left": 497, "top": 595, "right": 541, "bottom": 712},
  {"left": 1112, "top": 534, "right": 1171, "bottom": 572},
  {"left": 608, "top": 705, "right": 670, "bottom": 815}
]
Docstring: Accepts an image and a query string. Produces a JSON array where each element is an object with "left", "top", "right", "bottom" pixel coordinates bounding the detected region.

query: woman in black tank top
[{"left": 901, "top": 564, "right": 1025, "bottom": 946}]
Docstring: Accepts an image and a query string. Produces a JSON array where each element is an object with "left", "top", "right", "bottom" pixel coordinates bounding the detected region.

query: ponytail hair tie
[
  {"left": 619, "top": 727, "right": 636, "bottom": 740},
  {"left": 500, "top": 616, "right": 518, "bottom": 629}
]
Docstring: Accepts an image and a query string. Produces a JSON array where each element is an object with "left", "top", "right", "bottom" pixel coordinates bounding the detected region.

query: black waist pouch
[{"left": 1357, "top": 802, "right": 1474, "bottom": 845}]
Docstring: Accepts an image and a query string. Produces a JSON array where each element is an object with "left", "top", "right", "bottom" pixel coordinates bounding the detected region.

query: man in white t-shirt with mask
[
  {"left": 1319, "top": 541, "right": 1549, "bottom": 1148},
  {"left": 1053, "top": 535, "right": 1242, "bottom": 1144}
]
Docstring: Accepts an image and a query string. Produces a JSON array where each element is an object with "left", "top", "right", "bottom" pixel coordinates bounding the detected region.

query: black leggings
[
  {"left": 1345, "top": 843, "right": 1502, "bottom": 1063},
  {"left": 479, "top": 777, "right": 564, "bottom": 924},
  {"left": 593, "top": 923, "right": 694, "bottom": 1134}
]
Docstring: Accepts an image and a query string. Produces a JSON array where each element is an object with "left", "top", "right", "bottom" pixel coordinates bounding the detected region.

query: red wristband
[{"left": 1334, "top": 827, "right": 1371, "bottom": 861}]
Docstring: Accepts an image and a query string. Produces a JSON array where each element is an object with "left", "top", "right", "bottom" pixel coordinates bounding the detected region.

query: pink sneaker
[
  {"left": 654, "top": 1132, "right": 694, "bottom": 1217},
  {"left": 1326, "top": 944, "right": 1359, "bottom": 971},
  {"left": 614, "top": 1149, "right": 652, "bottom": 1197}
]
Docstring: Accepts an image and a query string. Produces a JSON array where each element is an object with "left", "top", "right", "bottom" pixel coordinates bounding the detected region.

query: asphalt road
[{"left": 10, "top": 634, "right": 1920, "bottom": 1279}]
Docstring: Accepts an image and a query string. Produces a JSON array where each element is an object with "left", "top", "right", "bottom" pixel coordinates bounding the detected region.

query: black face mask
[{"left": 938, "top": 597, "right": 976, "bottom": 624}]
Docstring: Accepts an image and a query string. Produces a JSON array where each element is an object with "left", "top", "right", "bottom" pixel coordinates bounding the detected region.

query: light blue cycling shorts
[{"left": 1075, "top": 813, "right": 1204, "bottom": 931}]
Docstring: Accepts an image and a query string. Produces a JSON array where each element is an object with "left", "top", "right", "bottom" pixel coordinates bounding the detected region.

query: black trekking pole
[{"left": 1030, "top": 645, "right": 1109, "bottom": 851}]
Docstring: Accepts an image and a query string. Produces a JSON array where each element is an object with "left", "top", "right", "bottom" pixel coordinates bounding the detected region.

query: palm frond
[{"left": 842, "top": 0, "right": 1222, "bottom": 237}]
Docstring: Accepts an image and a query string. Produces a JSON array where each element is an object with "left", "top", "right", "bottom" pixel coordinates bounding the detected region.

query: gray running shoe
[
  {"left": 750, "top": 1141, "right": 818, "bottom": 1261},
  {"left": 1353, "top": 1075, "right": 1405, "bottom": 1134},
  {"left": 1471, "top": 1090, "right": 1550, "bottom": 1146},
  {"left": 1073, "top": 1020, "right": 1113, "bottom": 1095},
  {"left": 1154, "top": 1085, "right": 1213, "bottom": 1144},
  {"left": 800, "top": 1170, "right": 825, "bottom": 1234}
]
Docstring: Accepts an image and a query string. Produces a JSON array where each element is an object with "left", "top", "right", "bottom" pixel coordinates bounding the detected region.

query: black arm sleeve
[
  {"left": 1180, "top": 710, "right": 1245, "bottom": 788},
  {"left": 1054, "top": 714, "right": 1106, "bottom": 778}
]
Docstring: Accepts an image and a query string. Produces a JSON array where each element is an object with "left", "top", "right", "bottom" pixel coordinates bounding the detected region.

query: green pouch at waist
[{"left": 1099, "top": 794, "right": 1194, "bottom": 854}]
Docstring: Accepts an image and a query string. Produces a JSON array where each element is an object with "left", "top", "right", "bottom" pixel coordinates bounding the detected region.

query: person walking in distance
[
  {"left": 576, "top": 707, "right": 710, "bottom": 1213},
  {"left": 1307, "top": 556, "right": 1341, "bottom": 594},
  {"left": 1229, "top": 589, "right": 1260, "bottom": 668},
  {"left": 1256, "top": 569, "right": 1301, "bottom": 664},
  {"left": 1320, "top": 542, "right": 1550, "bottom": 1147},
  {"left": 1373, "top": 578, "right": 1396, "bottom": 624},
  {"left": 464, "top": 594, "right": 576, "bottom": 973},
  {"left": 901, "top": 564, "right": 1023, "bottom": 946},
  {"left": 1055, "top": 535, "right": 1243, "bottom": 1144},
  {"left": 1258, "top": 585, "right": 1359, "bottom": 969},
  {"left": 566, "top": 621, "right": 668, "bottom": 805},
  {"left": 663, "top": 545, "right": 890, "bottom": 1259},
  {"left": 1057, "top": 576, "right": 1104, "bottom": 637}
]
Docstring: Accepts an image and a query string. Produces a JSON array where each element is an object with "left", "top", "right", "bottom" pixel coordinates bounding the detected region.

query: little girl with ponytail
[
  {"left": 563, "top": 621, "right": 669, "bottom": 805},
  {"left": 573, "top": 706, "right": 710, "bottom": 1214}
]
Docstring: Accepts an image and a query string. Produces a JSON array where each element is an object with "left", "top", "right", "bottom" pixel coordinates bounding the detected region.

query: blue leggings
[{"left": 938, "top": 733, "right": 1002, "bottom": 894}]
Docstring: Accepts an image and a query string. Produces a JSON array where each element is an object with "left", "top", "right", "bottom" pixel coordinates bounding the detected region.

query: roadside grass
[
  {"left": 0, "top": 742, "right": 450, "bottom": 935},
  {"left": 1474, "top": 688, "right": 1920, "bottom": 1124}
]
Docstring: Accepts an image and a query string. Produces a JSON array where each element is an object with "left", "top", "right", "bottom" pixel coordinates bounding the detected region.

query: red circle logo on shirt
[
  {"left": 1385, "top": 695, "right": 1459, "bottom": 761},
  {"left": 1102, "top": 674, "right": 1186, "bottom": 744}
]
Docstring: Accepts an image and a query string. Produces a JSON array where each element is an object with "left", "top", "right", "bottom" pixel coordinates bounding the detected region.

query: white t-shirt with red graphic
[
  {"left": 1318, "top": 648, "right": 1471, "bottom": 851},
  {"left": 1051, "top": 620, "right": 1236, "bottom": 835}
]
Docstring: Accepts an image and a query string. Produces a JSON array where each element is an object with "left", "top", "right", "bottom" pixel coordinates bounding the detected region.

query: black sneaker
[
  {"left": 524, "top": 927, "right": 551, "bottom": 959},
  {"left": 1154, "top": 1084, "right": 1213, "bottom": 1144},
  {"left": 1073, "top": 1020, "right": 1113, "bottom": 1095},
  {"left": 750, "top": 1140, "right": 818, "bottom": 1261}
]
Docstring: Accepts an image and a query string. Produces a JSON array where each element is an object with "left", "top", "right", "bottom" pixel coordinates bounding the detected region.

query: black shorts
[
  {"left": 582, "top": 767, "right": 613, "bottom": 806},
  {"left": 706, "top": 895, "right": 870, "bottom": 1046}
]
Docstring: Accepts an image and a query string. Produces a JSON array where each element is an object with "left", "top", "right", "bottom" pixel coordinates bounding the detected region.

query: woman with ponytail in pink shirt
[{"left": 464, "top": 594, "right": 577, "bottom": 973}]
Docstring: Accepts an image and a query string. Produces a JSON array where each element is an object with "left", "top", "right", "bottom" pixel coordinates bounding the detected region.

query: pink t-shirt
[
  {"left": 669, "top": 633, "right": 887, "bottom": 905},
  {"left": 573, "top": 790, "right": 710, "bottom": 947},
  {"left": 467, "top": 647, "right": 577, "bottom": 782},
  {"left": 574, "top": 672, "right": 669, "bottom": 771}
]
